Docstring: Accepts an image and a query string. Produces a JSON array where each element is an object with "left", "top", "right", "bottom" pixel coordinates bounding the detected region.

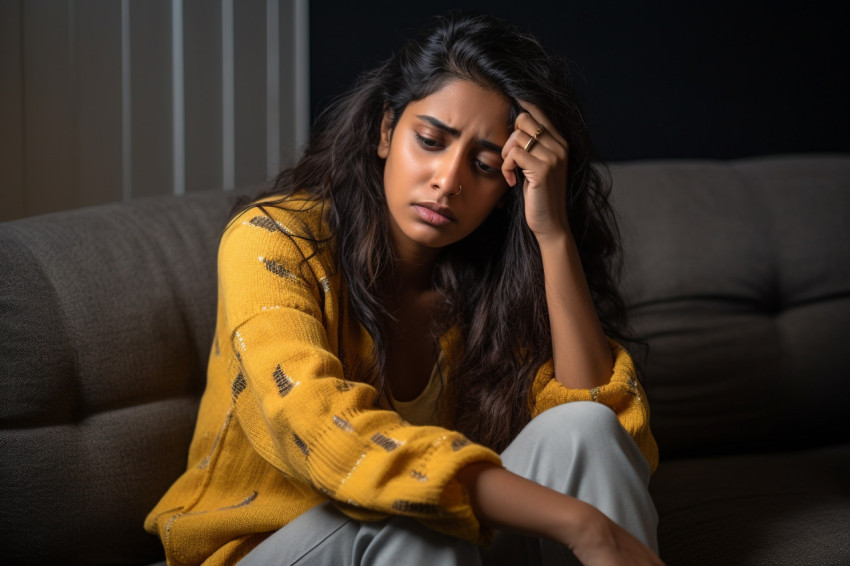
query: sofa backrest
[
  {"left": 611, "top": 155, "right": 850, "bottom": 458},
  {"left": 0, "top": 191, "right": 236, "bottom": 564}
]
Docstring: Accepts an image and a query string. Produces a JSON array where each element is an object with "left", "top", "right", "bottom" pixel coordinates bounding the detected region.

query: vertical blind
[{"left": 0, "top": 0, "right": 309, "bottom": 221}]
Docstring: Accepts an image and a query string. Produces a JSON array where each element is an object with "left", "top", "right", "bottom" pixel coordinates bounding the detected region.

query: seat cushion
[{"left": 650, "top": 444, "right": 850, "bottom": 565}]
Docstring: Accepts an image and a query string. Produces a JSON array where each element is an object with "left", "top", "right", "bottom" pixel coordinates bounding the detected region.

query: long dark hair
[{"left": 234, "top": 13, "right": 626, "bottom": 452}]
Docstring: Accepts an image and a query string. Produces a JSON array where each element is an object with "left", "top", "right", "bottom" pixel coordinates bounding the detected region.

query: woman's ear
[{"left": 377, "top": 110, "right": 393, "bottom": 159}]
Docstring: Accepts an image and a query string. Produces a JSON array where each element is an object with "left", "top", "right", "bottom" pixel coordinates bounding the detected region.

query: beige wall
[{"left": 0, "top": 0, "right": 309, "bottom": 221}]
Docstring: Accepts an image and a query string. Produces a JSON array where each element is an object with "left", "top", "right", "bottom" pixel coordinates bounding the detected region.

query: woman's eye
[
  {"left": 415, "top": 133, "right": 441, "bottom": 149},
  {"left": 475, "top": 159, "right": 499, "bottom": 174}
]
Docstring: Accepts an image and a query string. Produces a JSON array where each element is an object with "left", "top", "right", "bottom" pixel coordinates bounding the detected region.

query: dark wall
[{"left": 310, "top": 1, "right": 849, "bottom": 161}]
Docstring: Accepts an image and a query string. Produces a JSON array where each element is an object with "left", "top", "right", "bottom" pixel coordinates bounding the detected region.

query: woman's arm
[
  {"left": 538, "top": 231, "right": 613, "bottom": 388},
  {"left": 457, "top": 462, "right": 664, "bottom": 566},
  {"left": 501, "top": 103, "right": 612, "bottom": 389},
  {"left": 495, "top": 108, "right": 659, "bottom": 565}
]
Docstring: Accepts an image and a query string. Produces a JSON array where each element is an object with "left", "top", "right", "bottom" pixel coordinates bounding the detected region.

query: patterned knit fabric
[{"left": 144, "top": 196, "right": 658, "bottom": 566}]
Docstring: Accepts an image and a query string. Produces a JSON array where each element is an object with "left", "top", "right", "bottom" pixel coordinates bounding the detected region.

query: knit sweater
[{"left": 144, "top": 196, "right": 659, "bottom": 566}]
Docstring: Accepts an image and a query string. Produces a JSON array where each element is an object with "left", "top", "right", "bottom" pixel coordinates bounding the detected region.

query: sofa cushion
[
  {"left": 0, "top": 191, "right": 235, "bottom": 564},
  {"left": 611, "top": 155, "right": 850, "bottom": 458},
  {"left": 650, "top": 444, "right": 850, "bottom": 565}
]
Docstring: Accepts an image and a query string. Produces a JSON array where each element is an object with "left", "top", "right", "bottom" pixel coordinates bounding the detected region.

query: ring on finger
[
  {"left": 533, "top": 124, "right": 546, "bottom": 138},
  {"left": 523, "top": 136, "right": 537, "bottom": 152}
]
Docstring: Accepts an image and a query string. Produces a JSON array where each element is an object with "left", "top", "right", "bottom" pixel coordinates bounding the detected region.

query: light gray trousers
[{"left": 241, "top": 402, "right": 658, "bottom": 565}]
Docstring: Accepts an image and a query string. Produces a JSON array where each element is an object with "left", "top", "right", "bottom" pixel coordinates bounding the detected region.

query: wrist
[
  {"left": 536, "top": 229, "right": 579, "bottom": 263},
  {"left": 541, "top": 493, "right": 601, "bottom": 548},
  {"left": 558, "top": 497, "right": 609, "bottom": 548}
]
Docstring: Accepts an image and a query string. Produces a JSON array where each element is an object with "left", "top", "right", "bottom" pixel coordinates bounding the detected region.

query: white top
[{"left": 384, "top": 354, "right": 444, "bottom": 426}]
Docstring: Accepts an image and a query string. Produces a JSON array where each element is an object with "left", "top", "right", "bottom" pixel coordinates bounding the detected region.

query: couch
[{"left": 2, "top": 154, "right": 848, "bottom": 565}]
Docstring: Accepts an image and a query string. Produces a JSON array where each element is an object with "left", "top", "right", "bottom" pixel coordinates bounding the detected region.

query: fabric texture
[
  {"left": 650, "top": 444, "right": 850, "bottom": 565},
  {"left": 0, "top": 191, "right": 236, "bottom": 565},
  {"left": 611, "top": 155, "right": 850, "bottom": 458},
  {"left": 144, "top": 196, "right": 657, "bottom": 566},
  {"left": 239, "top": 402, "right": 657, "bottom": 566}
]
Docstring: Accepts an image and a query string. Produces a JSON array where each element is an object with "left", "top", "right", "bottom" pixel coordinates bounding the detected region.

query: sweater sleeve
[
  {"left": 220, "top": 205, "right": 501, "bottom": 544},
  {"left": 529, "top": 340, "right": 659, "bottom": 472}
]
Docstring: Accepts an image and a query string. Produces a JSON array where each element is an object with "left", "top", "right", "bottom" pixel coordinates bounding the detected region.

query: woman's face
[{"left": 378, "top": 79, "right": 511, "bottom": 261}]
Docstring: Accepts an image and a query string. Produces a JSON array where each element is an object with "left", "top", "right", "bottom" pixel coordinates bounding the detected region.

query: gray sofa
[{"left": 2, "top": 154, "right": 849, "bottom": 565}]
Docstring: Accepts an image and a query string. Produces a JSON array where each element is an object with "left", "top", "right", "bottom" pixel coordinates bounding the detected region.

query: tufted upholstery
[
  {"left": 612, "top": 155, "right": 850, "bottom": 457},
  {"left": 0, "top": 191, "right": 237, "bottom": 564},
  {"left": 1, "top": 156, "right": 848, "bottom": 565}
]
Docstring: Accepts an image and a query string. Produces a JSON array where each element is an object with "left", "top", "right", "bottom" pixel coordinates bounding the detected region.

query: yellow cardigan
[{"left": 145, "top": 197, "right": 658, "bottom": 566}]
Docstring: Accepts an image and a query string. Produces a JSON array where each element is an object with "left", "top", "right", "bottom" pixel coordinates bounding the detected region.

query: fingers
[
  {"left": 501, "top": 107, "right": 568, "bottom": 188},
  {"left": 500, "top": 125, "right": 542, "bottom": 187},
  {"left": 518, "top": 100, "right": 568, "bottom": 148},
  {"left": 514, "top": 110, "right": 567, "bottom": 158}
]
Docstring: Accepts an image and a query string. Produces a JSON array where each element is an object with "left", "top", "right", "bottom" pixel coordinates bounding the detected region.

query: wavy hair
[{"left": 234, "top": 13, "right": 626, "bottom": 452}]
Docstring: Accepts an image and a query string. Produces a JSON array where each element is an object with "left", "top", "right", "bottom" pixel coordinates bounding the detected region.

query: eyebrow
[{"left": 415, "top": 115, "right": 503, "bottom": 153}]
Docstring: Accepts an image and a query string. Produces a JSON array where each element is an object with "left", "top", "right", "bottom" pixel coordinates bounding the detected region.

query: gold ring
[
  {"left": 534, "top": 125, "right": 545, "bottom": 138},
  {"left": 523, "top": 136, "right": 536, "bottom": 152}
]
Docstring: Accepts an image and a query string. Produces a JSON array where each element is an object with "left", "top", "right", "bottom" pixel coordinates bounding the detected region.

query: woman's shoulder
[
  {"left": 228, "top": 192, "right": 331, "bottom": 238},
  {"left": 221, "top": 192, "right": 335, "bottom": 269}
]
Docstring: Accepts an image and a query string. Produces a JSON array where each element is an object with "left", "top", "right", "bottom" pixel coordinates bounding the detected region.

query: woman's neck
[
  {"left": 389, "top": 233, "right": 439, "bottom": 295},
  {"left": 384, "top": 255, "right": 441, "bottom": 402},
  {"left": 394, "top": 256, "right": 435, "bottom": 295}
]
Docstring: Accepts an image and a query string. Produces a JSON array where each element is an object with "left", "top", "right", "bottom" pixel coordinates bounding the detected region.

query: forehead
[{"left": 402, "top": 79, "right": 512, "bottom": 141}]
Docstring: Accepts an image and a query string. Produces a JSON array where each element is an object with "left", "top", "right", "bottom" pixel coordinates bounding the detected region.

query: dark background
[{"left": 310, "top": 1, "right": 849, "bottom": 162}]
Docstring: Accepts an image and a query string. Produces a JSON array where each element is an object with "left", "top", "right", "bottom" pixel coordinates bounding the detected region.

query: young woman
[{"left": 146, "top": 13, "right": 661, "bottom": 566}]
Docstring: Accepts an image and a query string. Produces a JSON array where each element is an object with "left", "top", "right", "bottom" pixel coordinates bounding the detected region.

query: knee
[
  {"left": 526, "top": 402, "right": 649, "bottom": 474},
  {"left": 502, "top": 401, "right": 648, "bottom": 491},
  {"left": 510, "top": 402, "right": 639, "bottom": 470},
  {"left": 527, "top": 401, "right": 623, "bottom": 443}
]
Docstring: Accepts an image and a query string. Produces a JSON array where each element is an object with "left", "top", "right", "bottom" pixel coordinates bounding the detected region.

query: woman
[{"left": 146, "top": 13, "right": 661, "bottom": 565}]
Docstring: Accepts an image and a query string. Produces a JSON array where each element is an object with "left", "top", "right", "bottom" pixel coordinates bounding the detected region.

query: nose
[{"left": 431, "top": 148, "right": 465, "bottom": 198}]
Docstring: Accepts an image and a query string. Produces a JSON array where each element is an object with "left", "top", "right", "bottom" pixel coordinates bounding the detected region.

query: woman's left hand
[{"left": 501, "top": 102, "right": 570, "bottom": 242}]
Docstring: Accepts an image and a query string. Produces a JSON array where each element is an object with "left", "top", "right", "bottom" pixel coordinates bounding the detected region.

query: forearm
[
  {"left": 457, "top": 461, "right": 665, "bottom": 565},
  {"left": 538, "top": 232, "right": 612, "bottom": 389},
  {"left": 456, "top": 461, "right": 592, "bottom": 545}
]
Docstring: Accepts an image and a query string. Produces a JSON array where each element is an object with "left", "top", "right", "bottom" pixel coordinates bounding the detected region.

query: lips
[
  {"left": 413, "top": 202, "right": 456, "bottom": 226},
  {"left": 415, "top": 202, "right": 456, "bottom": 220}
]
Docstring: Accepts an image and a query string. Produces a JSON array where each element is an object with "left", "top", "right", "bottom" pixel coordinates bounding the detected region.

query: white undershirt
[{"left": 383, "top": 354, "right": 444, "bottom": 426}]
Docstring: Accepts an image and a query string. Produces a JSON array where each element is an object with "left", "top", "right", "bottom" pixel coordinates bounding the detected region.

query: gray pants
[{"left": 241, "top": 402, "right": 658, "bottom": 565}]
